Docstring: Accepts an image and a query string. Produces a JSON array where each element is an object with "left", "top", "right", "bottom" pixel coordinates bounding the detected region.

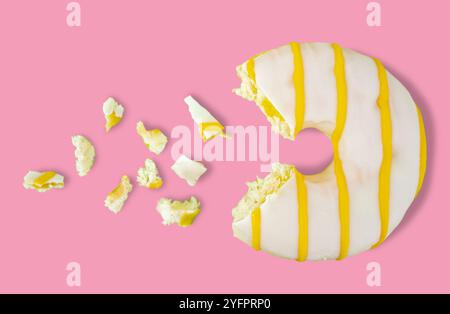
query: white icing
[
  {"left": 386, "top": 72, "right": 420, "bottom": 235},
  {"left": 171, "top": 155, "right": 207, "bottom": 186},
  {"left": 259, "top": 175, "right": 299, "bottom": 259},
  {"left": 254, "top": 45, "right": 296, "bottom": 137},
  {"left": 301, "top": 43, "right": 337, "bottom": 134}
]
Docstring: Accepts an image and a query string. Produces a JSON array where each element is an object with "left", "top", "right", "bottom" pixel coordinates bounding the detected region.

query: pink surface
[{"left": 0, "top": 0, "right": 448, "bottom": 293}]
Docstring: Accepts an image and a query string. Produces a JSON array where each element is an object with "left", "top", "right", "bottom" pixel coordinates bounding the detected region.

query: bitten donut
[{"left": 232, "top": 42, "right": 427, "bottom": 261}]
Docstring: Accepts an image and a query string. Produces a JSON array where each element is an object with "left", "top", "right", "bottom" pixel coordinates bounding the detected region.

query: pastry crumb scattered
[
  {"left": 104, "top": 175, "right": 133, "bottom": 214},
  {"left": 23, "top": 171, "right": 64, "bottom": 192},
  {"left": 136, "top": 121, "right": 168, "bottom": 155},
  {"left": 184, "top": 95, "right": 227, "bottom": 141},
  {"left": 171, "top": 154, "right": 207, "bottom": 186},
  {"left": 72, "top": 135, "right": 96, "bottom": 176},
  {"left": 156, "top": 196, "right": 201, "bottom": 227},
  {"left": 137, "top": 158, "right": 163, "bottom": 189},
  {"left": 103, "top": 97, "right": 124, "bottom": 132}
]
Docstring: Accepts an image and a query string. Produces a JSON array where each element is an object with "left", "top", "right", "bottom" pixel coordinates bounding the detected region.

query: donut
[{"left": 232, "top": 42, "right": 427, "bottom": 261}]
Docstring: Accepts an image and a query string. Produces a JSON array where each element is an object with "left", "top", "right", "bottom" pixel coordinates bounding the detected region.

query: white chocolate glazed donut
[{"left": 232, "top": 42, "right": 427, "bottom": 261}]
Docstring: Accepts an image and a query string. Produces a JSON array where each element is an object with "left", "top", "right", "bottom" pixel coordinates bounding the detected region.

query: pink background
[{"left": 0, "top": 0, "right": 448, "bottom": 293}]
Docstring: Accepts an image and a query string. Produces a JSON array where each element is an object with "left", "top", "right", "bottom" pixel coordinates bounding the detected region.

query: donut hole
[{"left": 279, "top": 128, "right": 333, "bottom": 175}]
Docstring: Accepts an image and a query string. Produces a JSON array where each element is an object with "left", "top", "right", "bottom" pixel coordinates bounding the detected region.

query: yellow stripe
[
  {"left": 199, "top": 121, "right": 225, "bottom": 141},
  {"left": 291, "top": 43, "right": 307, "bottom": 260},
  {"left": 295, "top": 170, "right": 308, "bottom": 262},
  {"left": 290, "top": 42, "right": 306, "bottom": 136},
  {"left": 33, "top": 171, "right": 56, "bottom": 187},
  {"left": 372, "top": 58, "right": 393, "bottom": 249},
  {"left": 247, "top": 58, "right": 286, "bottom": 123},
  {"left": 331, "top": 43, "right": 350, "bottom": 260},
  {"left": 246, "top": 58, "right": 258, "bottom": 94},
  {"left": 251, "top": 207, "right": 261, "bottom": 250},
  {"left": 199, "top": 122, "right": 224, "bottom": 132},
  {"left": 415, "top": 105, "right": 427, "bottom": 196}
]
